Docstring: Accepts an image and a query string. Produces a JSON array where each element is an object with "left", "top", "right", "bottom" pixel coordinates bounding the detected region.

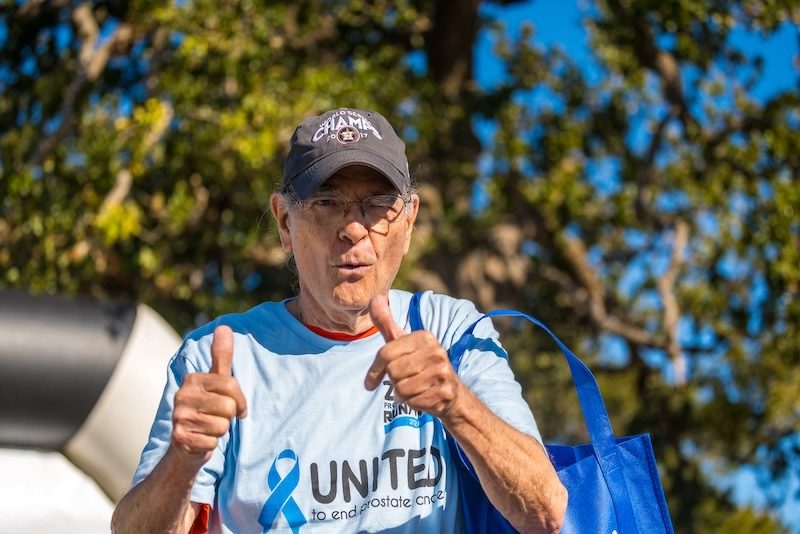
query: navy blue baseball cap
[{"left": 282, "top": 108, "right": 411, "bottom": 200}]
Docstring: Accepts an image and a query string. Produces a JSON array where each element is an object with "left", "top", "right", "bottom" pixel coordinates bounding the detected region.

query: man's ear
[{"left": 270, "top": 193, "right": 293, "bottom": 254}]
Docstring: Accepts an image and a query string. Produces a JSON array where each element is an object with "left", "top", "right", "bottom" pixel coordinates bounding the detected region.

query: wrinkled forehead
[{"left": 316, "top": 165, "right": 400, "bottom": 195}]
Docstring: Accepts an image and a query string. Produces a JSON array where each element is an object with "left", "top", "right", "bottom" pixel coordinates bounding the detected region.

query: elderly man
[{"left": 111, "top": 108, "right": 567, "bottom": 533}]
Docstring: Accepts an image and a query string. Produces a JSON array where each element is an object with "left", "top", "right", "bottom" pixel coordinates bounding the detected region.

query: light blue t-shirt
[{"left": 132, "top": 290, "right": 541, "bottom": 533}]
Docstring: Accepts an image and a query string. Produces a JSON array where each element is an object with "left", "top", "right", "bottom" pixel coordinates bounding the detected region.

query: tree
[{"left": 1, "top": 0, "right": 798, "bottom": 531}]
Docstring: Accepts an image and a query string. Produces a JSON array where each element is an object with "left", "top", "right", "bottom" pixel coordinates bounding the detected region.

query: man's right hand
[{"left": 171, "top": 325, "right": 248, "bottom": 468}]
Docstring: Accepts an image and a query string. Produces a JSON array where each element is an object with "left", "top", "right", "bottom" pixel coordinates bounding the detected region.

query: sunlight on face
[{"left": 282, "top": 165, "right": 418, "bottom": 322}]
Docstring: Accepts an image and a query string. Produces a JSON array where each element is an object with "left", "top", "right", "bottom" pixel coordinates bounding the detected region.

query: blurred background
[{"left": 1, "top": 0, "right": 798, "bottom": 532}]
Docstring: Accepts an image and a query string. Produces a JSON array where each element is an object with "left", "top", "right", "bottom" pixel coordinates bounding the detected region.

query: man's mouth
[
  {"left": 336, "top": 261, "right": 372, "bottom": 275},
  {"left": 339, "top": 262, "right": 368, "bottom": 269}
]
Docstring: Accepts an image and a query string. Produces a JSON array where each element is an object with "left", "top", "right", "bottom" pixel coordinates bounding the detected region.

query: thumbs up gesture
[
  {"left": 171, "top": 325, "right": 248, "bottom": 468},
  {"left": 365, "top": 296, "right": 460, "bottom": 419}
]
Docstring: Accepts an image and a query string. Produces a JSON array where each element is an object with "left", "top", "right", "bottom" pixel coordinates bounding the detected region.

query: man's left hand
[{"left": 364, "top": 295, "right": 460, "bottom": 419}]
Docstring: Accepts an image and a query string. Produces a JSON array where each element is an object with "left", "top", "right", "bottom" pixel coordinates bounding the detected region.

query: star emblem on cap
[{"left": 337, "top": 125, "right": 361, "bottom": 144}]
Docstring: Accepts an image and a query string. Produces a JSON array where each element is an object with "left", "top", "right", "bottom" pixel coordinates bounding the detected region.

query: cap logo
[
  {"left": 337, "top": 125, "right": 360, "bottom": 144},
  {"left": 311, "top": 110, "right": 383, "bottom": 143}
]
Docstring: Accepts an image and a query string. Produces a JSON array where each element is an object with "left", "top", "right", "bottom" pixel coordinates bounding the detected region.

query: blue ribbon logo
[{"left": 259, "top": 449, "right": 307, "bottom": 533}]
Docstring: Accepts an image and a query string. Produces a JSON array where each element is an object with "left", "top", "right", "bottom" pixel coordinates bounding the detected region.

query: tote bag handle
[{"left": 408, "top": 293, "right": 638, "bottom": 532}]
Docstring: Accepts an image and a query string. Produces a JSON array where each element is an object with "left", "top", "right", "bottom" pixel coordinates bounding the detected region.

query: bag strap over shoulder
[
  {"left": 408, "top": 292, "right": 639, "bottom": 533},
  {"left": 408, "top": 292, "right": 425, "bottom": 332}
]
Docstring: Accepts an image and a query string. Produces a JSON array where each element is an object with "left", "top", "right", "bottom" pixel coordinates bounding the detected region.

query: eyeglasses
[{"left": 290, "top": 191, "right": 411, "bottom": 228}]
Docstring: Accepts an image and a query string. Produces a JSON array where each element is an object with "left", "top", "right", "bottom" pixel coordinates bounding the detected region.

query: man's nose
[{"left": 338, "top": 203, "right": 370, "bottom": 242}]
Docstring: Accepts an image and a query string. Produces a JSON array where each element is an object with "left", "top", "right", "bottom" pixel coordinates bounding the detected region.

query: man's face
[{"left": 273, "top": 165, "right": 419, "bottom": 317}]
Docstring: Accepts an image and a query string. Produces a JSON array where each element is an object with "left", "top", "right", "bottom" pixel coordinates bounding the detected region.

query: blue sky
[
  {"left": 473, "top": 0, "right": 800, "bottom": 530},
  {"left": 477, "top": 0, "right": 798, "bottom": 99}
]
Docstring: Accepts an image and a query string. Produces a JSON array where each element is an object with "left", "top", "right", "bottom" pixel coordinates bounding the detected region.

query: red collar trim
[{"left": 304, "top": 324, "right": 379, "bottom": 341}]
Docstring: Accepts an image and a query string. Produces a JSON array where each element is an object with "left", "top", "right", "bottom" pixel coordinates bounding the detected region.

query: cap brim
[{"left": 290, "top": 148, "right": 408, "bottom": 200}]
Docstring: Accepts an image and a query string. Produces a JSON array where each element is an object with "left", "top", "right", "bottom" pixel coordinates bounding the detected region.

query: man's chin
[{"left": 331, "top": 285, "right": 376, "bottom": 311}]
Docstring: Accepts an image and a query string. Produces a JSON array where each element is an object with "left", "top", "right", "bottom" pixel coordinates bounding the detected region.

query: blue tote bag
[{"left": 409, "top": 293, "right": 674, "bottom": 533}]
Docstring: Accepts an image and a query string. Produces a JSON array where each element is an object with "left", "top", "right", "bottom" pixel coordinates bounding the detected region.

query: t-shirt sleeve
[
  {"left": 415, "top": 291, "right": 543, "bottom": 445},
  {"left": 130, "top": 335, "right": 229, "bottom": 506},
  {"left": 456, "top": 331, "right": 543, "bottom": 445}
]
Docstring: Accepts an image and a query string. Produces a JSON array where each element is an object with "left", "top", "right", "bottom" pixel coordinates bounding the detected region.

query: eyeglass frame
[{"left": 282, "top": 186, "right": 415, "bottom": 227}]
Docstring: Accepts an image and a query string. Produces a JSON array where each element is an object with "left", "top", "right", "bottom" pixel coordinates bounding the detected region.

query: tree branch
[
  {"left": 559, "top": 232, "right": 662, "bottom": 347},
  {"left": 27, "top": 4, "right": 134, "bottom": 168},
  {"left": 656, "top": 218, "right": 689, "bottom": 386},
  {"left": 635, "top": 110, "right": 676, "bottom": 226},
  {"left": 69, "top": 167, "right": 133, "bottom": 264},
  {"left": 605, "top": 0, "right": 692, "bottom": 124}
]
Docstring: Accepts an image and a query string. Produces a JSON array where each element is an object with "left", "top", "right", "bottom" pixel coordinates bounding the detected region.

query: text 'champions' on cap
[{"left": 282, "top": 108, "right": 411, "bottom": 200}]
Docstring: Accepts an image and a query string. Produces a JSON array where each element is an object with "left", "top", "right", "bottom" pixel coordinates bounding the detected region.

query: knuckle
[
  {"left": 172, "top": 402, "right": 197, "bottom": 423},
  {"left": 215, "top": 376, "right": 240, "bottom": 397},
  {"left": 171, "top": 426, "right": 191, "bottom": 445},
  {"left": 211, "top": 416, "right": 232, "bottom": 437},
  {"left": 432, "top": 343, "right": 449, "bottom": 361},
  {"left": 220, "top": 396, "right": 238, "bottom": 418},
  {"left": 433, "top": 358, "right": 453, "bottom": 376},
  {"left": 174, "top": 387, "right": 189, "bottom": 404},
  {"left": 419, "top": 331, "right": 440, "bottom": 347},
  {"left": 174, "top": 391, "right": 204, "bottom": 415},
  {"left": 376, "top": 346, "right": 392, "bottom": 363},
  {"left": 384, "top": 360, "right": 399, "bottom": 378},
  {"left": 192, "top": 434, "right": 218, "bottom": 452},
  {"left": 420, "top": 331, "right": 437, "bottom": 342},
  {"left": 172, "top": 408, "right": 187, "bottom": 425}
]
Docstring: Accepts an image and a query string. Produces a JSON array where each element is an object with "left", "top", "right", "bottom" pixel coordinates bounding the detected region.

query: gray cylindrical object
[{"left": 0, "top": 290, "right": 136, "bottom": 450}]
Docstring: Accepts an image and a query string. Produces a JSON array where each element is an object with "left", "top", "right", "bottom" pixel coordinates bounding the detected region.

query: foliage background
[{"left": 1, "top": 0, "right": 799, "bottom": 531}]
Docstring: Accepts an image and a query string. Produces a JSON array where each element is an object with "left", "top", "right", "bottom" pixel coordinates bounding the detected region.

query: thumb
[
  {"left": 210, "top": 325, "right": 234, "bottom": 375},
  {"left": 369, "top": 295, "right": 406, "bottom": 342}
]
